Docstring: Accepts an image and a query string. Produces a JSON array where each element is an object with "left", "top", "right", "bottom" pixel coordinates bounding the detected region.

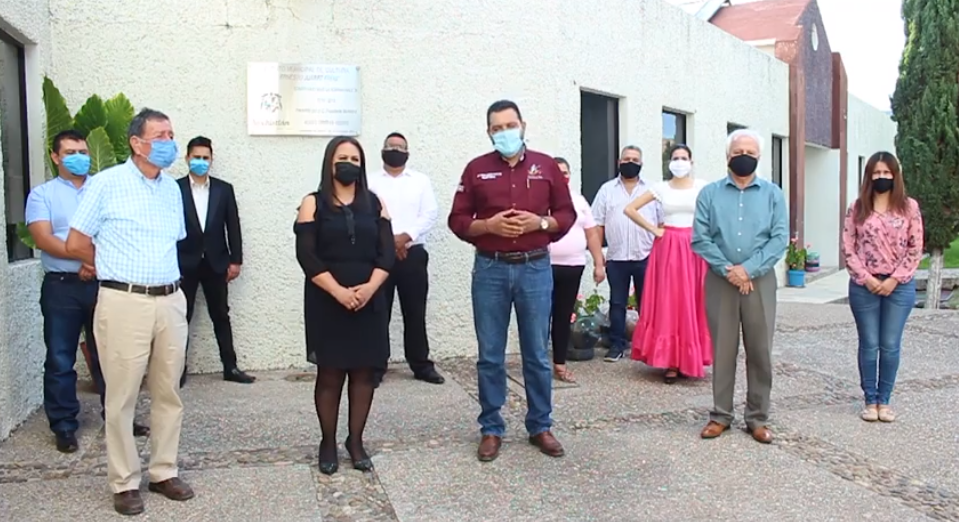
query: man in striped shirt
[
  {"left": 66, "top": 108, "right": 193, "bottom": 516},
  {"left": 590, "top": 145, "right": 663, "bottom": 362}
]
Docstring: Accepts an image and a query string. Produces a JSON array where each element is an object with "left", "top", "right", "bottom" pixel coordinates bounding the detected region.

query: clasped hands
[
  {"left": 333, "top": 282, "right": 379, "bottom": 311},
  {"left": 725, "top": 265, "right": 753, "bottom": 295},
  {"left": 484, "top": 209, "right": 542, "bottom": 238},
  {"left": 864, "top": 275, "right": 898, "bottom": 296}
]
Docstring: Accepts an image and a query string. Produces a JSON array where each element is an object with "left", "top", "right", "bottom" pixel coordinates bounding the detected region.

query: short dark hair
[
  {"left": 187, "top": 136, "right": 213, "bottom": 156},
  {"left": 384, "top": 132, "right": 407, "bottom": 147},
  {"left": 553, "top": 156, "right": 570, "bottom": 169},
  {"left": 52, "top": 129, "right": 86, "bottom": 153},
  {"left": 486, "top": 100, "right": 522, "bottom": 127},
  {"left": 127, "top": 108, "right": 170, "bottom": 153}
]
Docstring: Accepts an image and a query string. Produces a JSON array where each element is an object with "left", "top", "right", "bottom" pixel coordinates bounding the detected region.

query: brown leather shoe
[
  {"left": 113, "top": 490, "right": 145, "bottom": 516},
  {"left": 147, "top": 477, "right": 195, "bottom": 501},
  {"left": 477, "top": 435, "right": 502, "bottom": 462},
  {"left": 700, "top": 421, "right": 730, "bottom": 439},
  {"left": 528, "top": 431, "right": 565, "bottom": 457},
  {"left": 750, "top": 426, "right": 773, "bottom": 444}
]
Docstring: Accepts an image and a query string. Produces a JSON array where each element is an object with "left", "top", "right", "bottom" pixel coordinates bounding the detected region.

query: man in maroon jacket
[{"left": 448, "top": 100, "right": 576, "bottom": 462}]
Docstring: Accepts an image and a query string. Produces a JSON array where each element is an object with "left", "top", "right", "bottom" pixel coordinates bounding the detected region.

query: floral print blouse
[{"left": 842, "top": 197, "right": 924, "bottom": 285}]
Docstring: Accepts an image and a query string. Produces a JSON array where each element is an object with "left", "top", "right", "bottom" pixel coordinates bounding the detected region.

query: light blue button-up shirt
[
  {"left": 692, "top": 175, "right": 788, "bottom": 279},
  {"left": 70, "top": 160, "right": 186, "bottom": 285},
  {"left": 24, "top": 176, "right": 88, "bottom": 273}
]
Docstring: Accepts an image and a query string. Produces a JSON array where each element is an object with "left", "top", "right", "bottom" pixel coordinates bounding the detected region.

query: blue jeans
[
  {"left": 605, "top": 259, "right": 649, "bottom": 350},
  {"left": 40, "top": 274, "right": 105, "bottom": 434},
  {"left": 848, "top": 278, "right": 916, "bottom": 405},
  {"left": 471, "top": 253, "right": 553, "bottom": 437}
]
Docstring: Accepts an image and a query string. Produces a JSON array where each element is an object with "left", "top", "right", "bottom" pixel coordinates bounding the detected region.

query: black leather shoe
[
  {"left": 414, "top": 368, "right": 445, "bottom": 385},
  {"left": 179, "top": 368, "right": 188, "bottom": 389},
  {"left": 345, "top": 436, "right": 373, "bottom": 471},
  {"left": 224, "top": 368, "right": 256, "bottom": 384},
  {"left": 55, "top": 431, "right": 78, "bottom": 453}
]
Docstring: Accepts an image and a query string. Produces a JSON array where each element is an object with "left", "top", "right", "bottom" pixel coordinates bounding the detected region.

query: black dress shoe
[
  {"left": 179, "top": 368, "right": 188, "bottom": 389},
  {"left": 55, "top": 431, "right": 78, "bottom": 453},
  {"left": 224, "top": 368, "right": 256, "bottom": 384},
  {"left": 414, "top": 368, "right": 445, "bottom": 385},
  {"left": 345, "top": 436, "right": 373, "bottom": 471}
]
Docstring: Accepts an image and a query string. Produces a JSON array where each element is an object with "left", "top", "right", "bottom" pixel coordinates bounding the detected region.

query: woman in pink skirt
[{"left": 623, "top": 144, "right": 712, "bottom": 383}]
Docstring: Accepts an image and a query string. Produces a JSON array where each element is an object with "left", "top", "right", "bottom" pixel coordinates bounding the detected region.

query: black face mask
[
  {"left": 619, "top": 162, "right": 642, "bottom": 179},
  {"left": 382, "top": 150, "right": 409, "bottom": 168},
  {"left": 334, "top": 161, "right": 361, "bottom": 186},
  {"left": 872, "top": 178, "right": 894, "bottom": 194},
  {"left": 728, "top": 154, "right": 758, "bottom": 177}
]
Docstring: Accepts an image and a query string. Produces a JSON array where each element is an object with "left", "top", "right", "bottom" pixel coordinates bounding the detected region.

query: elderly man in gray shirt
[{"left": 692, "top": 128, "right": 788, "bottom": 444}]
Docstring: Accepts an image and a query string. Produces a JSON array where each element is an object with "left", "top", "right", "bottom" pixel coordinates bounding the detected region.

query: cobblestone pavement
[{"left": 1, "top": 303, "right": 958, "bottom": 521}]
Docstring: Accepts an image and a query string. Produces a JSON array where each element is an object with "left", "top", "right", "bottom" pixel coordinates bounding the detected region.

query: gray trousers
[{"left": 705, "top": 269, "right": 777, "bottom": 429}]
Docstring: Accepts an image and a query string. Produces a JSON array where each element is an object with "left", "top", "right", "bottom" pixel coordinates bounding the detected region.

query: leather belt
[
  {"left": 100, "top": 280, "right": 181, "bottom": 296},
  {"left": 44, "top": 272, "right": 83, "bottom": 281},
  {"left": 477, "top": 248, "right": 548, "bottom": 264}
]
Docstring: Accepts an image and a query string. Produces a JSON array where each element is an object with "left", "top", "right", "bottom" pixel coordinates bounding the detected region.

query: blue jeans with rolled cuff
[{"left": 848, "top": 277, "right": 916, "bottom": 405}]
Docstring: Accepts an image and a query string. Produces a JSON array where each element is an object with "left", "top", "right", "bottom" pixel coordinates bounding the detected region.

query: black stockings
[{"left": 314, "top": 367, "right": 376, "bottom": 461}]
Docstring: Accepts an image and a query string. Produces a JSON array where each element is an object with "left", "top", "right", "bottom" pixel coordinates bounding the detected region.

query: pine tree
[{"left": 890, "top": 0, "right": 959, "bottom": 309}]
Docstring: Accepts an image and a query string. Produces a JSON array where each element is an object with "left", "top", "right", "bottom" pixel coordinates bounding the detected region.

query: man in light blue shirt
[
  {"left": 25, "top": 130, "right": 148, "bottom": 454},
  {"left": 591, "top": 145, "right": 664, "bottom": 362},
  {"left": 692, "top": 128, "right": 788, "bottom": 445},
  {"left": 66, "top": 109, "right": 193, "bottom": 516}
]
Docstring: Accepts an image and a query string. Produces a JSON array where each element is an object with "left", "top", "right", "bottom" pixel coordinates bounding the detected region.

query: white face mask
[{"left": 669, "top": 159, "right": 692, "bottom": 178}]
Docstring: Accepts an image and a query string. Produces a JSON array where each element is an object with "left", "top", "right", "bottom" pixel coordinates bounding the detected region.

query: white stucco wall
[
  {"left": 846, "top": 94, "right": 898, "bottom": 207},
  {"left": 31, "top": 0, "right": 788, "bottom": 374},
  {"left": 0, "top": 0, "right": 51, "bottom": 440},
  {"left": 803, "top": 145, "right": 842, "bottom": 267}
]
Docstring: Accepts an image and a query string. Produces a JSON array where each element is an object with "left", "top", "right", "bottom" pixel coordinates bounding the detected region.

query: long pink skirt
[{"left": 631, "top": 226, "right": 713, "bottom": 378}]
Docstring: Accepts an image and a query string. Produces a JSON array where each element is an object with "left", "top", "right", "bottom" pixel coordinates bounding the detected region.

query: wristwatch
[{"left": 539, "top": 217, "right": 549, "bottom": 231}]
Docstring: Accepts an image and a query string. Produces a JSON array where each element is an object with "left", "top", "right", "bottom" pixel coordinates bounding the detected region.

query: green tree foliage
[
  {"left": 890, "top": 0, "right": 959, "bottom": 308},
  {"left": 892, "top": 0, "right": 959, "bottom": 249}
]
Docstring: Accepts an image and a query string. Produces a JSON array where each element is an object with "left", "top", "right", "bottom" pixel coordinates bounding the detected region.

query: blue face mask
[
  {"left": 62, "top": 153, "right": 91, "bottom": 176},
  {"left": 145, "top": 139, "right": 178, "bottom": 169},
  {"left": 491, "top": 128, "right": 524, "bottom": 157},
  {"left": 189, "top": 159, "right": 210, "bottom": 176}
]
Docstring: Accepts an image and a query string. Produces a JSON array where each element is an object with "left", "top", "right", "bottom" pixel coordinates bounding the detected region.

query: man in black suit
[{"left": 177, "top": 136, "right": 255, "bottom": 386}]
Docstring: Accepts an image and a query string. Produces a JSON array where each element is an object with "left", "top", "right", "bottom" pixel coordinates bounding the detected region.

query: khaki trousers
[{"left": 95, "top": 287, "right": 188, "bottom": 493}]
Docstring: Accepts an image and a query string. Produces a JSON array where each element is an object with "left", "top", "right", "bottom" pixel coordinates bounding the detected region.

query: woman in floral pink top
[{"left": 842, "top": 151, "right": 923, "bottom": 423}]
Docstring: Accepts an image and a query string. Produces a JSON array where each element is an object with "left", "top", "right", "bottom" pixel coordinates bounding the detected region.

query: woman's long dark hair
[
  {"left": 853, "top": 151, "right": 908, "bottom": 225},
  {"left": 318, "top": 136, "right": 373, "bottom": 212}
]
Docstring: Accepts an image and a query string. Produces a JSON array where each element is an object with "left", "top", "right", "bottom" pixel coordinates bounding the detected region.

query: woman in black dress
[{"left": 294, "top": 136, "right": 395, "bottom": 475}]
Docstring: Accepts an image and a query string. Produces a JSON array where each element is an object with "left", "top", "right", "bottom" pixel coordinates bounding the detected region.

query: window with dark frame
[
  {"left": 771, "top": 136, "right": 784, "bottom": 188},
  {"left": 1, "top": 30, "right": 32, "bottom": 262},
  {"left": 662, "top": 110, "right": 687, "bottom": 180},
  {"left": 727, "top": 122, "right": 747, "bottom": 135}
]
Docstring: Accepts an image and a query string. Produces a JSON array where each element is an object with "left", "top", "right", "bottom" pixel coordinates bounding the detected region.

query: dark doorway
[{"left": 580, "top": 91, "right": 619, "bottom": 204}]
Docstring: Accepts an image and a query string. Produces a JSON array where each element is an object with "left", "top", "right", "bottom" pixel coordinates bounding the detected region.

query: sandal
[
  {"left": 878, "top": 405, "right": 896, "bottom": 423},
  {"left": 860, "top": 404, "right": 879, "bottom": 422},
  {"left": 553, "top": 365, "right": 576, "bottom": 383},
  {"left": 664, "top": 369, "right": 679, "bottom": 385}
]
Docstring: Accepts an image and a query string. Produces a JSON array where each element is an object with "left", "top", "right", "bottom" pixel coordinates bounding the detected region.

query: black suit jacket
[{"left": 176, "top": 176, "right": 243, "bottom": 275}]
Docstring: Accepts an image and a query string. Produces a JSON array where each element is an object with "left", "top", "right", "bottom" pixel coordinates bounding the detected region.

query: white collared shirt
[
  {"left": 368, "top": 166, "right": 437, "bottom": 246},
  {"left": 191, "top": 176, "right": 210, "bottom": 232},
  {"left": 591, "top": 176, "right": 664, "bottom": 261}
]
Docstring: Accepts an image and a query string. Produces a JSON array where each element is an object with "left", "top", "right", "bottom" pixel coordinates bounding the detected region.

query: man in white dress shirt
[
  {"left": 591, "top": 145, "right": 663, "bottom": 362},
  {"left": 368, "top": 132, "right": 445, "bottom": 386}
]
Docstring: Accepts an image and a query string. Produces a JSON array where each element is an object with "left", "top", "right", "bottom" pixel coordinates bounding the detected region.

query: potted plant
[
  {"left": 805, "top": 248, "right": 820, "bottom": 272},
  {"left": 568, "top": 289, "right": 606, "bottom": 361},
  {"left": 786, "top": 237, "right": 808, "bottom": 287}
]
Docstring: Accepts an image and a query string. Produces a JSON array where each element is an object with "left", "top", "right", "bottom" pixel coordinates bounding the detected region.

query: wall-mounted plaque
[{"left": 247, "top": 63, "right": 361, "bottom": 136}]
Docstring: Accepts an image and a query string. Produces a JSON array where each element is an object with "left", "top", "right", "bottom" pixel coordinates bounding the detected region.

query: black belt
[
  {"left": 100, "top": 280, "right": 181, "bottom": 296},
  {"left": 477, "top": 248, "right": 548, "bottom": 264}
]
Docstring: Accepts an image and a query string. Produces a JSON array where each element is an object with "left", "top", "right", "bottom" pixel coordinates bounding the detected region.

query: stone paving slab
[
  {"left": 373, "top": 425, "right": 930, "bottom": 522},
  {"left": 777, "top": 387, "right": 959, "bottom": 492},
  {"left": 0, "top": 465, "right": 322, "bottom": 521}
]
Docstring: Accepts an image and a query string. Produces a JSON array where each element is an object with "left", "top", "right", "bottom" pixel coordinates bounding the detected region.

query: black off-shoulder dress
[{"left": 294, "top": 192, "right": 395, "bottom": 369}]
